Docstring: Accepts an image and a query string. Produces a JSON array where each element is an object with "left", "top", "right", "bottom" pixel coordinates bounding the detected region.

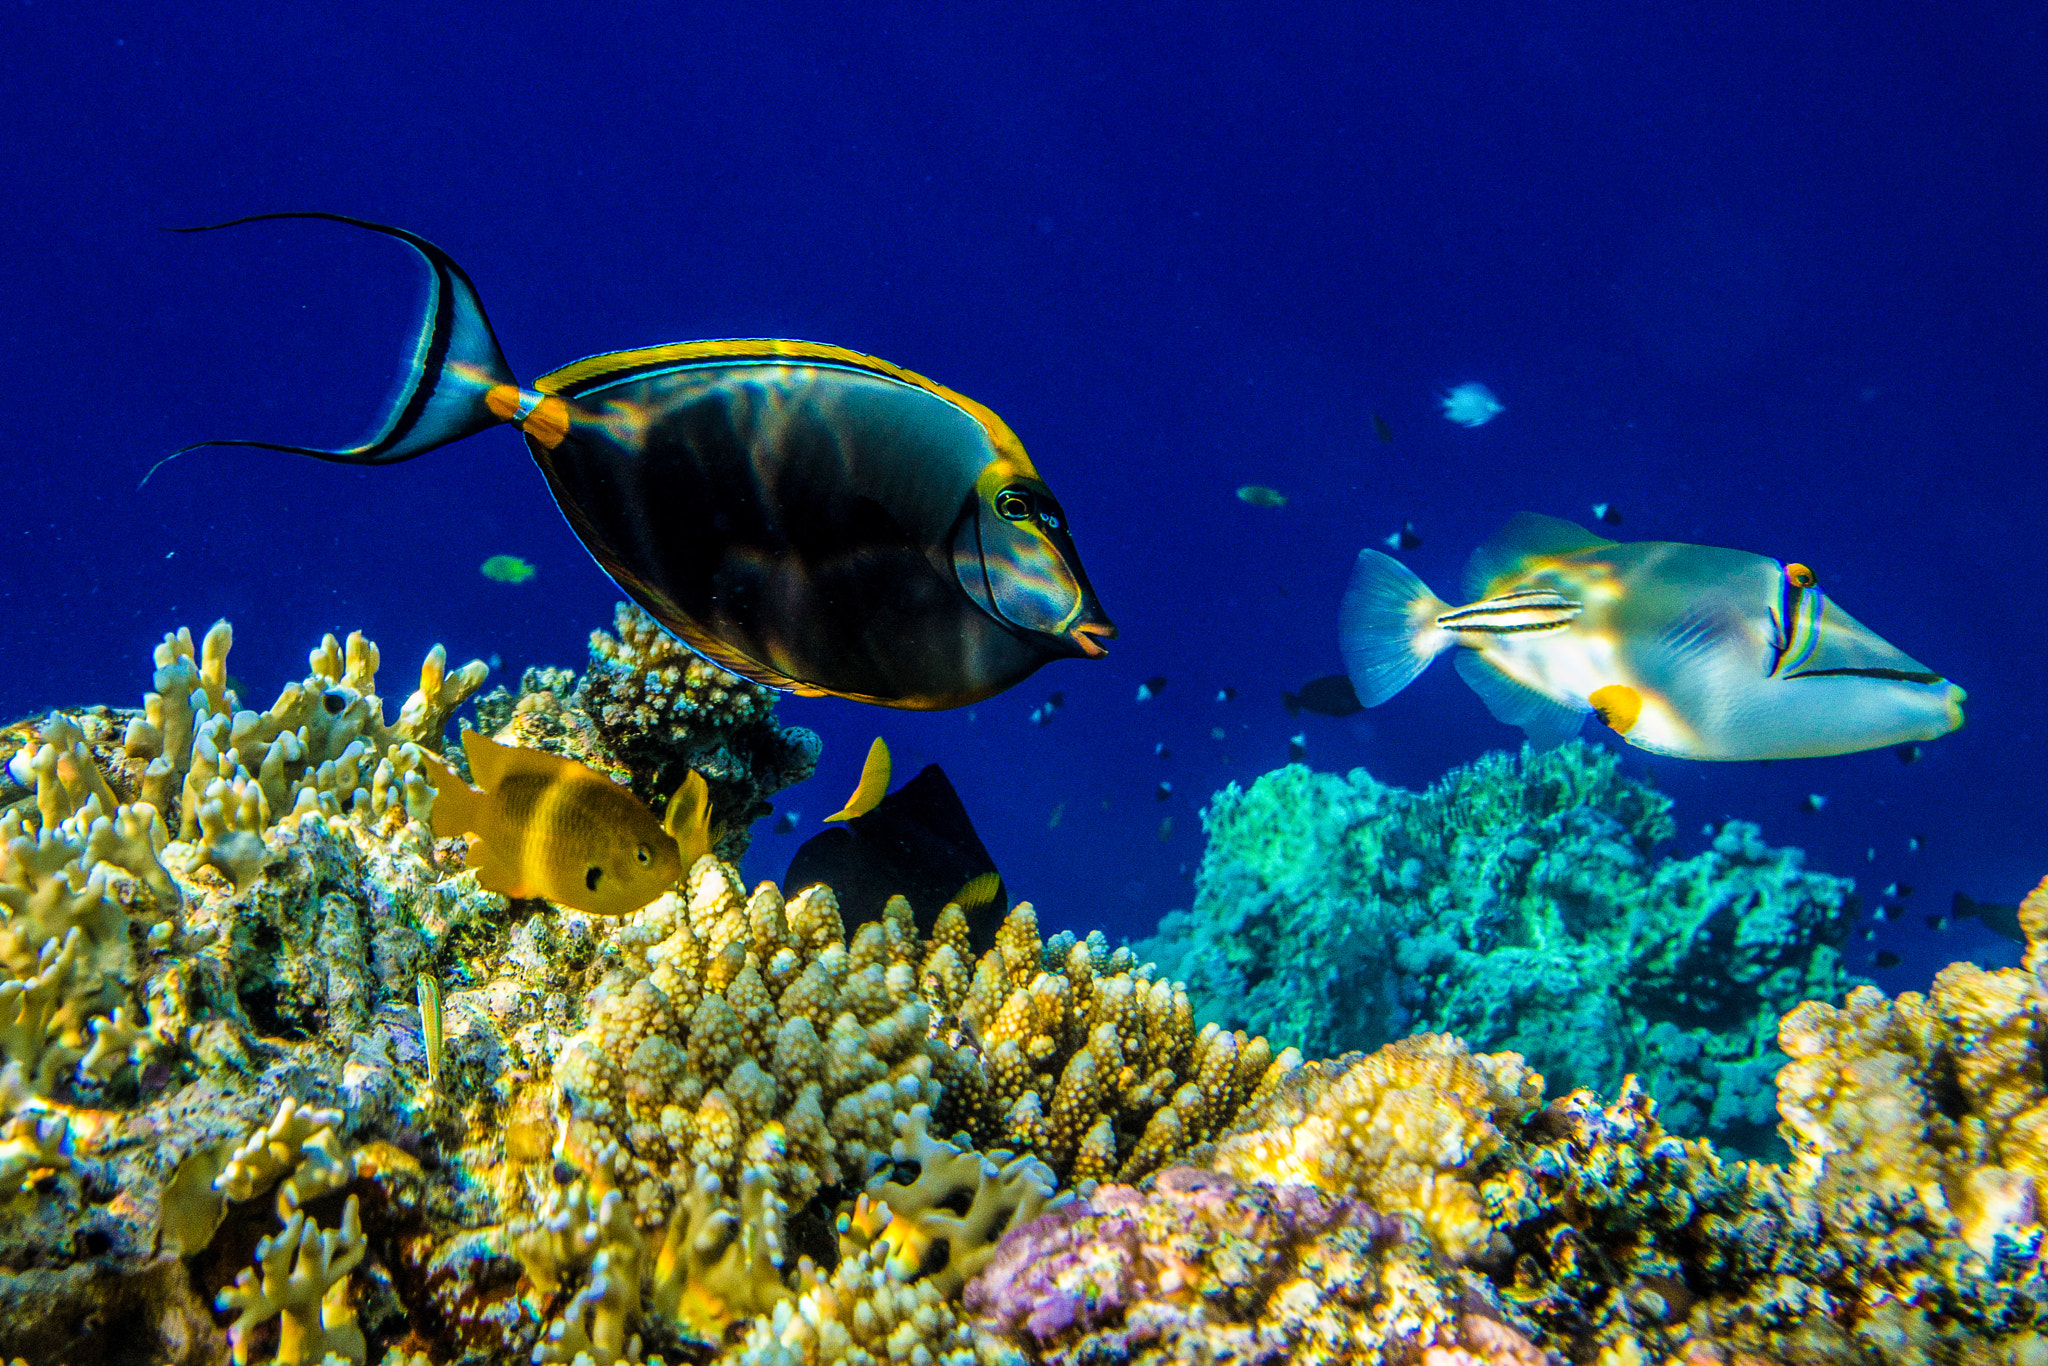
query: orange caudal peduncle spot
[
  {"left": 1590, "top": 684, "right": 1643, "bottom": 735},
  {"left": 485, "top": 384, "right": 571, "bottom": 450}
]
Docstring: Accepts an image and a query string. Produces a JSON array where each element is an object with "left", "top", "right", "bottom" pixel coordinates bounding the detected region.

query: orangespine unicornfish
[
  {"left": 783, "top": 762, "right": 1006, "bottom": 952},
  {"left": 1339, "top": 512, "right": 1966, "bottom": 761},
  {"left": 421, "top": 732, "right": 712, "bottom": 916},
  {"left": 163, "top": 213, "right": 1115, "bottom": 710}
]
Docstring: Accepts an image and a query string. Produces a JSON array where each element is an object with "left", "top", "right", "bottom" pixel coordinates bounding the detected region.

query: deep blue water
[{"left": 5, "top": 1, "right": 2042, "bottom": 993}]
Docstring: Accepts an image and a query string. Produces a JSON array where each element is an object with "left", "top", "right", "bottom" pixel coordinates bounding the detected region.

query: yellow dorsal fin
[
  {"left": 664, "top": 770, "right": 714, "bottom": 867},
  {"left": 459, "top": 730, "right": 516, "bottom": 791},
  {"left": 825, "top": 737, "right": 891, "bottom": 822},
  {"left": 950, "top": 871, "right": 1002, "bottom": 917}
]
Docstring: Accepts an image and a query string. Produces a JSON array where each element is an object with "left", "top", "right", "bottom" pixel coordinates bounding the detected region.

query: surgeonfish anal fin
[
  {"left": 1454, "top": 649, "right": 1587, "bottom": 751},
  {"left": 825, "top": 736, "right": 892, "bottom": 822},
  {"left": 1463, "top": 512, "right": 1618, "bottom": 601},
  {"left": 1340, "top": 549, "right": 1453, "bottom": 707},
  {"left": 665, "top": 770, "right": 713, "bottom": 864},
  {"left": 160, "top": 212, "right": 519, "bottom": 469}
]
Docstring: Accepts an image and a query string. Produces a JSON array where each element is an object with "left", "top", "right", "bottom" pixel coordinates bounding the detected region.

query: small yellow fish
[
  {"left": 422, "top": 732, "right": 711, "bottom": 915},
  {"left": 480, "top": 554, "right": 537, "bottom": 583},
  {"left": 1236, "top": 485, "right": 1288, "bottom": 508},
  {"left": 1341, "top": 513, "right": 1965, "bottom": 761}
]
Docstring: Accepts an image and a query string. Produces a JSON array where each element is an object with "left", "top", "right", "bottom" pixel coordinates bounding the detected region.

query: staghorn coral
[
  {"left": 1145, "top": 744, "right": 1862, "bottom": 1154},
  {"left": 216, "top": 1194, "right": 370, "bottom": 1366}
]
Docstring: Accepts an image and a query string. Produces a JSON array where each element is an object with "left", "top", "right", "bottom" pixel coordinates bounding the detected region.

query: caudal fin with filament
[
  {"left": 149, "top": 212, "right": 520, "bottom": 483},
  {"left": 1339, "top": 549, "right": 1454, "bottom": 707}
]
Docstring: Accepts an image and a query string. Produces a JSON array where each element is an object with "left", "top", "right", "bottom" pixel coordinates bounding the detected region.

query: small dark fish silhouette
[
  {"left": 1802, "top": 793, "right": 1828, "bottom": 813},
  {"left": 1155, "top": 781, "right": 1173, "bottom": 801},
  {"left": 1870, "top": 950, "right": 1902, "bottom": 969},
  {"left": 1896, "top": 742, "right": 1922, "bottom": 764},
  {"left": 1883, "top": 883, "right": 1913, "bottom": 899},
  {"left": 784, "top": 764, "right": 1006, "bottom": 952},
  {"left": 1952, "top": 892, "right": 2025, "bottom": 944},
  {"left": 1153, "top": 743, "right": 1171, "bottom": 759},
  {"left": 1384, "top": 522, "right": 1422, "bottom": 551},
  {"left": 1216, "top": 687, "right": 1237, "bottom": 703},
  {"left": 772, "top": 810, "right": 801, "bottom": 835},
  {"left": 1137, "top": 676, "right": 1168, "bottom": 702},
  {"left": 1591, "top": 503, "right": 1624, "bottom": 526},
  {"left": 1371, "top": 412, "right": 1394, "bottom": 444},
  {"left": 1907, "top": 835, "right": 1924, "bottom": 852},
  {"left": 1283, "top": 674, "right": 1363, "bottom": 718},
  {"left": 1288, "top": 733, "right": 1306, "bottom": 763},
  {"left": 1157, "top": 816, "right": 1173, "bottom": 842}
]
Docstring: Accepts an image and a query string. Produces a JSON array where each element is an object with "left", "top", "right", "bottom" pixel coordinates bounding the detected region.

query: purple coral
[{"left": 965, "top": 1165, "right": 1397, "bottom": 1355}]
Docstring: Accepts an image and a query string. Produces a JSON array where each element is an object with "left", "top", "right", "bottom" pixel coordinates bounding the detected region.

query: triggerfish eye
[
  {"left": 996, "top": 488, "right": 1033, "bottom": 521},
  {"left": 1786, "top": 563, "right": 1817, "bottom": 588}
]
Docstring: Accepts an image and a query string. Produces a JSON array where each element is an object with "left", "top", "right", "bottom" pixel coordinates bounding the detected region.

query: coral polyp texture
[
  {"left": 7, "top": 615, "right": 2048, "bottom": 1366},
  {"left": 1144, "top": 742, "right": 1863, "bottom": 1154}
]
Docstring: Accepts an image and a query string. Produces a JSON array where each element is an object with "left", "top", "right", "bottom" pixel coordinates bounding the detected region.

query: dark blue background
[{"left": 5, "top": 2, "right": 2041, "bottom": 989}]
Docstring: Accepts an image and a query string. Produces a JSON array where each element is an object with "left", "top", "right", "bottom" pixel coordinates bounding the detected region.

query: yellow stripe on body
[{"left": 533, "top": 338, "right": 1039, "bottom": 476}]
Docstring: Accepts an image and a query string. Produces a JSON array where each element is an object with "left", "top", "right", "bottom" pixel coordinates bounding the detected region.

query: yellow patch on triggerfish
[
  {"left": 480, "top": 554, "right": 536, "bottom": 583},
  {"left": 421, "top": 732, "right": 712, "bottom": 915},
  {"left": 1340, "top": 512, "right": 1965, "bottom": 761},
  {"left": 824, "top": 736, "right": 892, "bottom": 822}
]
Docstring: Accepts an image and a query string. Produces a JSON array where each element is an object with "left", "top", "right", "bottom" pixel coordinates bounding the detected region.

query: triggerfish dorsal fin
[
  {"left": 1453, "top": 649, "right": 1587, "bottom": 751},
  {"left": 825, "top": 736, "right": 892, "bottom": 822},
  {"left": 1462, "top": 512, "right": 1618, "bottom": 601},
  {"left": 784, "top": 763, "right": 1007, "bottom": 952},
  {"left": 664, "top": 770, "right": 714, "bottom": 869},
  {"left": 151, "top": 212, "right": 520, "bottom": 476}
]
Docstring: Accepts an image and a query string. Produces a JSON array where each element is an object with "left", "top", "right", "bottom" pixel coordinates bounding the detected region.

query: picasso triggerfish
[
  {"left": 422, "top": 732, "right": 712, "bottom": 917},
  {"left": 166, "top": 214, "right": 1115, "bottom": 709},
  {"left": 1341, "top": 512, "right": 1965, "bottom": 761}
]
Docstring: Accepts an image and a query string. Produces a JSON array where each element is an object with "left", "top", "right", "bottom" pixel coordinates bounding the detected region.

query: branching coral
[
  {"left": 217, "top": 1194, "right": 370, "bottom": 1366},
  {"left": 1146, "top": 744, "right": 1860, "bottom": 1153}
]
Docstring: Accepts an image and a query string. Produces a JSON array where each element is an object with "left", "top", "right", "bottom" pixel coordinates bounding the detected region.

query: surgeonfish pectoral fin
[
  {"left": 664, "top": 770, "right": 714, "bottom": 867},
  {"left": 1453, "top": 650, "right": 1586, "bottom": 751},
  {"left": 825, "top": 736, "right": 892, "bottom": 822},
  {"left": 1339, "top": 549, "right": 1453, "bottom": 707},
  {"left": 159, "top": 212, "right": 519, "bottom": 470},
  {"left": 1461, "top": 512, "right": 1618, "bottom": 601}
]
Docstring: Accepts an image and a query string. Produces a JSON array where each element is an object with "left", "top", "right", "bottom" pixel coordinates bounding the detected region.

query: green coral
[{"left": 1141, "top": 741, "right": 1862, "bottom": 1155}]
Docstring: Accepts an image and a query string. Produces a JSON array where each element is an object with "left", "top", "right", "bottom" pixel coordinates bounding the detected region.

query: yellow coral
[
  {"left": 216, "top": 1194, "right": 369, "bottom": 1366},
  {"left": 867, "top": 1103, "right": 1059, "bottom": 1295},
  {"left": 1212, "top": 1032, "right": 1544, "bottom": 1260}
]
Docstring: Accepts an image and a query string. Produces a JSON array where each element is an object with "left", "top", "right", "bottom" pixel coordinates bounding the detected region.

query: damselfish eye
[
  {"left": 995, "top": 488, "right": 1033, "bottom": 521},
  {"left": 1786, "top": 563, "right": 1817, "bottom": 589},
  {"left": 635, "top": 844, "right": 652, "bottom": 865}
]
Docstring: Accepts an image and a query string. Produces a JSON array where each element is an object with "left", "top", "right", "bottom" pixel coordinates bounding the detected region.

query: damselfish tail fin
[
  {"left": 1339, "top": 548, "right": 1454, "bottom": 706},
  {"left": 150, "top": 212, "right": 519, "bottom": 481}
]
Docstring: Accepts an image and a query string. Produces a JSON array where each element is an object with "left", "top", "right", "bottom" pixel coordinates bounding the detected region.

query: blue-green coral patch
[{"left": 1140, "top": 741, "right": 1863, "bottom": 1157}]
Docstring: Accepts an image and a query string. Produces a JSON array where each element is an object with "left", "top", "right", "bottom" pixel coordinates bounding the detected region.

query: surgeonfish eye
[
  {"left": 585, "top": 865, "right": 603, "bottom": 891},
  {"left": 1786, "top": 563, "right": 1817, "bottom": 589},
  {"left": 995, "top": 488, "right": 1034, "bottom": 521},
  {"left": 634, "top": 844, "right": 652, "bottom": 866}
]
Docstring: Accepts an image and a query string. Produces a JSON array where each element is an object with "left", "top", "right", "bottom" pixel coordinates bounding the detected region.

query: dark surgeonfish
[
  {"left": 165, "top": 214, "right": 1115, "bottom": 710},
  {"left": 1341, "top": 513, "right": 1965, "bottom": 760},
  {"left": 783, "top": 763, "right": 1007, "bottom": 953}
]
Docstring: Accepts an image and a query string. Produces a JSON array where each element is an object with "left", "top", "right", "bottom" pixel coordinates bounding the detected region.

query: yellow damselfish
[
  {"left": 422, "top": 732, "right": 712, "bottom": 915},
  {"left": 1341, "top": 512, "right": 1965, "bottom": 761}
]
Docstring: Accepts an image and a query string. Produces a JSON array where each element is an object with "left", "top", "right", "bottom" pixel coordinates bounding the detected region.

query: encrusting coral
[
  {"left": 1144, "top": 742, "right": 1862, "bottom": 1154},
  {"left": 9, "top": 608, "right": 2048, "bottom": 1366}
]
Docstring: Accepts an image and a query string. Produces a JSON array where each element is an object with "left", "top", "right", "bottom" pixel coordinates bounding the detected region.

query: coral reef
[
  {"left": 472, "top": 603, "right": 822, "bottom": 863},
  {"left": 1143, "top": 744, "right": 1862, "bottom": 1153},
  {"left": 10, "top": 609, "right": 2048, "bottom": 1366}
]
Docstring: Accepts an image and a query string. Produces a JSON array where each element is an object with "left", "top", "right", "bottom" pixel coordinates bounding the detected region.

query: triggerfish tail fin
[
  {"left": 1461, "top": 512, "right": 1617, "bottom": 601},
  {"left": 825, "top": 736, "right": 892, "bottom": 822},
  {"left": 152, "top": 212, "right": 525, "bottom": 481},
  {"left": 664, "top": 770, "right": 714, "bottom": 869},
  {"left": 1454, "top": 650, "right": 1587, "bottom": 750},
  {"left": 1340, "top": 549, "right": 1454, "bottom": 707}
]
